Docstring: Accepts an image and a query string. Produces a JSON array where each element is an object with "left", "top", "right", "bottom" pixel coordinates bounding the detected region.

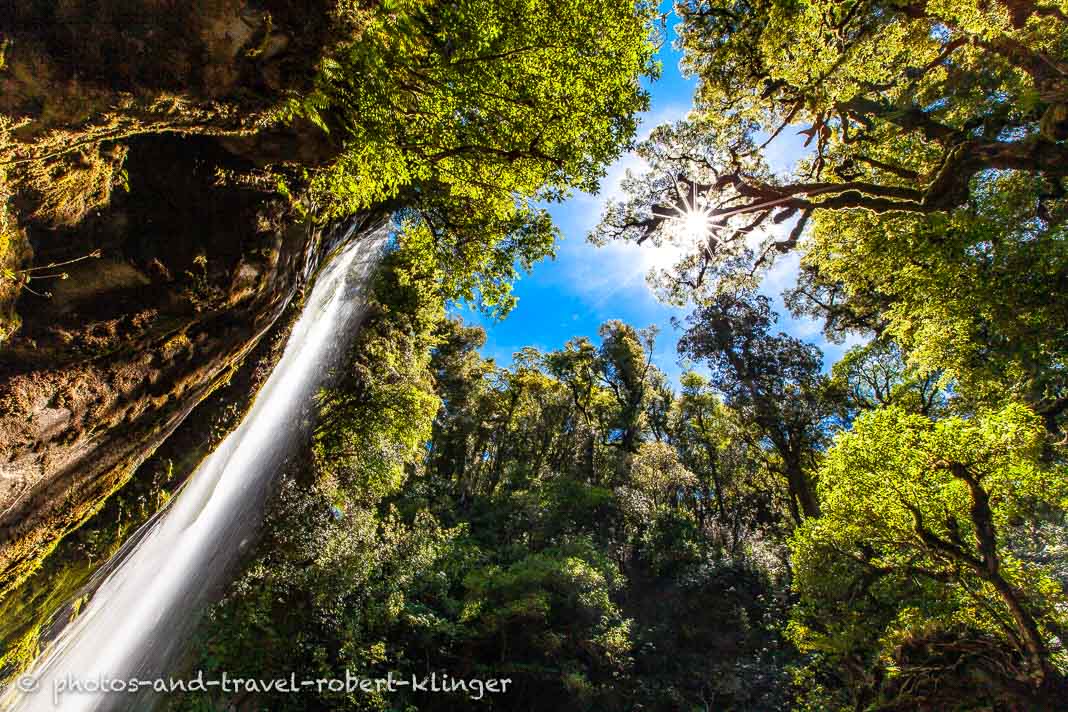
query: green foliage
[
  {"left": 393, "top": 204, "right": 556, "bottom": 318},
  {"left": 672, "top": 371, "right": 779, "bottom": 555},
  {"left": 276, "top": 0, "right": 660, "bottom": 316},
  {"left": 180, "top": 308, "right": 796, "bottom": 711},
  {"left": 577, "top": 4, "right": 1068, "bottom": 700},
  {"left": 187, "top": 495, "right": 465, "bottom": 712},
  {"left": 595, "top": 0, "right": 1068, "bottom": 286},
  {"left": 591, "top": 0, "right": 1068, "bottom": 434},
  {"left": 793, "top": 171, "right": 1068, "bottom": 420},
  {"left": 173, "top": 0, "right": 1068, "bottom": 708},
  {"left": 460, "top": 538, "right": 633, "bottom": 699},
  {"left": 314, "top": 238, "right": 445, "bottom": 502},
  {"left": 679, "top": 290, "right": 834, "bottom": 522},
  {"left": 296, "top": 0, "right": 657, "bottom": 217},
  {"left": 828, "top": 340, "right": 948, "bottom": 419},
  {"left": 790, "top": 404, "right": 1068, "bottom": 699}
]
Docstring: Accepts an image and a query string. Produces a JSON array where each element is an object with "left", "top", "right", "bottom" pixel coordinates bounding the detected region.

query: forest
[{"left": 0, "top": 0, "right": 1065, "bottom": 710}]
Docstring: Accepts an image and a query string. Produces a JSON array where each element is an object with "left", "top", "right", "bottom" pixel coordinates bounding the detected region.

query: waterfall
[{"left": 3, "top": 224, "right": 388, "bottom": 712}]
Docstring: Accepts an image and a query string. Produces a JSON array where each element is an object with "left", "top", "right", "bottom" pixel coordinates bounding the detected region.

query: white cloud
[
  {"left": 763, "top": 128, "right": 812, "bottom": 177},
  {"left": 637, "top": 103, "right": 695, "bottom": 141},
  {"left": 760, "top": 246, "right": 800, "bottom": 299}
]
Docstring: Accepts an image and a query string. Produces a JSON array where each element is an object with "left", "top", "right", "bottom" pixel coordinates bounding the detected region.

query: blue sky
[{"left": 456, "top": 4, "right": 865, "bottom": 381}]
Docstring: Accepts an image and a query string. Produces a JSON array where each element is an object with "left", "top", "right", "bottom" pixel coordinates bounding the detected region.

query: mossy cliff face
[
  {"left": 0, "top": 132, "right": 368, "bottom": 600},
  {"left": 0, "top": 0, "right": 356, "bottom": 599},
  {"left": 0, "top": 0, "right": 338, "bottom": 315},
  {"left": 0, "top": 258, "right": 321, "bottom": 683}
]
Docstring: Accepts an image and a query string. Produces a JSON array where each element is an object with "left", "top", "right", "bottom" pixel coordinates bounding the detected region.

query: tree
[
  {"left": 542, "top": 323, "right": 667, "bottom": 483},
  {"left": 790, "top": 404, "right": 1068, "bottom": 703},
  {"left": 314, "top": 239, "right": 445, "bottom": 503},
  {"left": 287, "top": 0, "right": 659, "bottom": 315},
  {"left": 593, "top": 0, "right": 1068, "bottom": 290},
  {"left": 424, "top": 318, "right": 498, "bottom": 504},
  {"left": 673, "top": 372, "right": 732, "bottom": 525},
  {"left": 183, "top": 310, "right": 805, "bottom": 711},
  {"left": 299, "top": 0, "right": 658, "bottom": 215},
  {"left": 459, "top": 538, "right": 634, "bottom": 706},
  {"left": 790, "top": 174, "right": 1068, "bottom": 431},
  {"left": 829, "top": 339, "right": 947, "bottom": 421},
  {"left": 678, "top": 290, "right": 833, "bottom": 522},
  {"left": 672, "top": 371, "right": 774, "bottom": 551},
  {"left": 591, "top": 0, "right": 1068, "bottom": 433},
  {"left": 597, "top": 321, "right": 660, "bottom": 455}
]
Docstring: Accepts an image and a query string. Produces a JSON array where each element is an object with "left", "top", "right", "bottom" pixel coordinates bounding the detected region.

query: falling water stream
[{"left": 4, "top": 224, "right": 387, "bottom": 712}]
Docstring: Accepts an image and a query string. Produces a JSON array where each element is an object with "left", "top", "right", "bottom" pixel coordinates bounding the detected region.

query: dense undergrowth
[{"left": 172, "top": 241, "right": 795, "bottom": 711}]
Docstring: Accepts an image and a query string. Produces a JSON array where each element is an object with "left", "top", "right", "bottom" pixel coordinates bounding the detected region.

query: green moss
[
  {"left": 25, "top": 144, "right": 130, "bottom": 227},
  {"left": 0, "top": 286, "right": 308, "bottom": 684},
  {"left": 0, "top": 462, "right": 174, "bottom": 686}
]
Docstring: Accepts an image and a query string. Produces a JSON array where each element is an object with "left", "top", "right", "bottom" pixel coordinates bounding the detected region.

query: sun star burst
[{"left": 649, "top": 176, "right": 718, "bottom": 251}]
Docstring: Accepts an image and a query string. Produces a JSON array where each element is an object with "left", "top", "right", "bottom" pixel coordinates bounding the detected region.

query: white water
[{"left": 4, "top": 226, "right": 386, "bottom": 712}]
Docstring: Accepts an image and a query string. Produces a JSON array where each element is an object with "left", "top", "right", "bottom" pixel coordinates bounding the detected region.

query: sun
[
  {"left": 680, "top": 203, "right": 712, "bottom": 243},
  {"left": 653, "top": 178, "right": 715, "bottom": 247}
]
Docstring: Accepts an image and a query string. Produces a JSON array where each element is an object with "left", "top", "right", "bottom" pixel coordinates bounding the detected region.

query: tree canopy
[
  {"left": 678, "top": 290, "right": 832, "bottom": 521},
  {"left": 588, "top": 0, "right": 1067, "bottom": 421},
  {"left": 791, "top": 404, "right": 1068, "bottom": 707},
  {"left": 580, "top": 0, "right": 1068, "bottom": 704},
  {"left": 290, "top": 0, "right": 660, "bottom": 315},
  {"left": 594, "top": 0, "right": 1068, "bottom": 271}
]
